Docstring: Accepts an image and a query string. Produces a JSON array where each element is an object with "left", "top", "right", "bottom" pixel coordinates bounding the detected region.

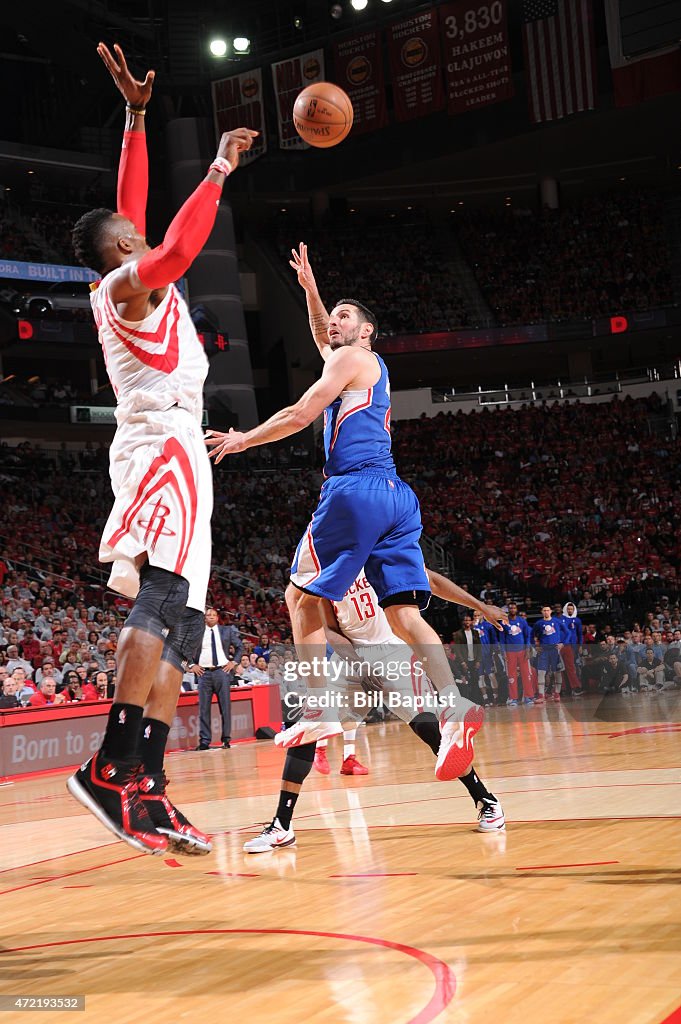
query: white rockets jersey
[
  {"left": 332, "top": 573, "right": 398, "bottom": 646},
  {"left": 90, "top": 267, "right": 208, "bottom": 423}
]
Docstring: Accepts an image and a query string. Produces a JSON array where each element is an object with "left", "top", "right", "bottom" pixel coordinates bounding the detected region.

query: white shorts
[
  {"left": 330, "top": 641, "right": 437, "bottom": 724},
  {"left": 100, "top": 407, "right": 213, "bottom": 611}
]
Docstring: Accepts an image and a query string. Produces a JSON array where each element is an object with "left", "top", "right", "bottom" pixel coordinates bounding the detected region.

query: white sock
[
  {"left": 343, "top": 729, "right": 356, "bottom": 759},
  {"left": 537, "top": 671, "right": 546, "bottom": 695},
  {"left": 316, "top": 738, "right": 328, "bottom": 750}
]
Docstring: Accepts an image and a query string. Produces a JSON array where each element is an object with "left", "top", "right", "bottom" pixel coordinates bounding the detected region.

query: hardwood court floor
[{"left": 1, "top": 694, "right": 680, "bottom": 1024}]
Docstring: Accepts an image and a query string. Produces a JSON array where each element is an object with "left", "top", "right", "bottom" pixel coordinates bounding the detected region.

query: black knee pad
[
  {"left": 125, "top": 564, "right": 189, "bottom": 640},
  {"left": 409, "top": 712, "right": 440, "bottom": 756},
  {"left": 283, "top": 742, "right": 316, "bottom": 785},
  {"left": 161, "top": 607, "right": 205, "bottom": 671}
]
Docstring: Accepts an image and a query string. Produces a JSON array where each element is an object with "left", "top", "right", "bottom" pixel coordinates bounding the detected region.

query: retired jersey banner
[
  {"left": 333, "top": 31, "right": 387, "bottom": 135},
  {"left": 271, "top": 49, "right": 325, "bottom": 149},
  {"left": 441, "top": 0, "right": 514, "bottom": 114},
  {"left": 212, "top": 68, "right": 267, "bottom": 164},
  {"left": 386, "top": 10, "right": 445, "bottom": 121}
]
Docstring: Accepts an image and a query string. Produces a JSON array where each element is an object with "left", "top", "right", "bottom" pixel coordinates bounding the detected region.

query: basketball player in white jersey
[
  {"left": 66, "top": 41, "right": 257, "bottom": 856},
  {"left": 244, "top": 567, "right": 507, "bottom": 852}
]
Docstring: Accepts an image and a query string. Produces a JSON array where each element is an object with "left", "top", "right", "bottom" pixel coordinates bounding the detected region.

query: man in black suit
[
  {"left": 190, "top": 608, "right": 243, "bottom": 749},
  {"left": 449, "top": 614, "right": 480, "bottom": 700}
]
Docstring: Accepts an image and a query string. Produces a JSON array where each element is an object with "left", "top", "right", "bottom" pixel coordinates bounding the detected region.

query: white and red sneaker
[
  {"left": 275, "top": 719, "right": 343, "bottom": 749},
  {"left": 313, "top": 747, "right": 331, "bottom": 774},
  {"left": 138, "top": 772, "right": 212, "bottom": 855},
  {"left": 243, "top": 817, "right": 296, "bottom": 853},
  {"left": 477, "top": 797, "right": 506, "bottom": 832},
  {"left": 553, "top": 692, "right": 561, "bottom": 703},
  {"left": 340, "top": 754, "right": 369, "bottom": 776},
  {"left": 533, "top": 694, "right": 546, "bottom": 705},
  {"left": 435, "top": 704, "right": 484, "bottom": 782}
]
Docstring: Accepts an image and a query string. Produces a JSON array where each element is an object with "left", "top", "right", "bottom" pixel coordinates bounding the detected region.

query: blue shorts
[
  {"left": 290, "top": 472, "right": 429, "bottom": 604},
  {"left": 537, "top": 647, "right": 562, "bottom": 672},
  {"left": 479, "top": 648, "right": 495, "bottom": 675}
]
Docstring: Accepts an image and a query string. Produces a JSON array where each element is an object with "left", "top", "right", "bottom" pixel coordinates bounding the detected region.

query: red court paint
[
  {"left": 0, "top": 928, "right": 457, "bottom": 1024},
  {"left": 0, "top": 853, "right": 145, "bottom": 897},
  {"left": 516, "top": 861, "right": 620, "bottom": 871},
  {"left": 330, "top": 873, "right": 419, "bottom": 878},
  {"left": 658, "top": 1004, "right": 681, "bottom": 1024}
]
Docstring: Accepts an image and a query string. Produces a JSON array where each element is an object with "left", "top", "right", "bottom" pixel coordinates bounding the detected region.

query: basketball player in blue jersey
[{"left": 206, "top": 243, "right": 484, "bottom": 782}]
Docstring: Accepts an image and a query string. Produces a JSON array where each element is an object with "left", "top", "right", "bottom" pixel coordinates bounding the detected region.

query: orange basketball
[{"left": 293, "top": 82, "right": 354, "bottom": 148}]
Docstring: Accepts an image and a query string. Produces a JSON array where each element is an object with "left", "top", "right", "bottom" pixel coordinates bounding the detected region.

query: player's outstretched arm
[
  {"left": 205, "top": 345, "right": 367, "bottom": 461},
  {"left": 425, "top": 568, "right": 509, "bottom": 630},
  {"left": 320, "top": 601, "right": 358, "bottom": 664},
  {"left": 289, "top": 243, "right": 331, "bottom": 361},
  {"left": 109, "top": 128, "right": 258, "bottom": 309},
  {"left": 98, "top": 42, "right": 154, "bottom": 235}
]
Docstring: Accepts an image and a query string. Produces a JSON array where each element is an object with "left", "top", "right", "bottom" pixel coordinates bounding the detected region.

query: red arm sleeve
[
  {"left": 136, "top": 180, "right": 222, "bottom": 291},
  {"left": 117, "top": 130, "right": 148, "bottom": 235}
]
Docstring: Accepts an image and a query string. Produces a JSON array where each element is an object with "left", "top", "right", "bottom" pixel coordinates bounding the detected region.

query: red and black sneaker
[
  {"left": 67, "top": 753, "right": 167, "bottom": 855},
  {"left": 138, "top": 772, "right": 212, "bottom": 855}
]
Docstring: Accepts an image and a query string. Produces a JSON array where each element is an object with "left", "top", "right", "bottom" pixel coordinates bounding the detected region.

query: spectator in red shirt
[
  {"left": 19, "top": 628, "right": 41, "bottom": 664},
  {"left": 29, "top": 677, "right": 66, "bottom": 707}
]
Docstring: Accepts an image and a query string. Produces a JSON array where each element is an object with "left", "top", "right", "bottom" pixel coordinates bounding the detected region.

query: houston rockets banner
[
  {"left": 212, "top": 68, "right": 267, "bottom": 164},
  {"left": 440, "top": 0, "right": 514, "bottom": 114},
  {"left": 333, "top": 31, "right": 387, "bottom": 134},
  {"left": 271, "top": 49, "right": 325, "bottom": 149},
  {"left": 386, "top": 10, "right": 445, "bottom": 122}
]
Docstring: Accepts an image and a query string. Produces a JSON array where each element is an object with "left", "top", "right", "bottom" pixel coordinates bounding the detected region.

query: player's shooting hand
[
  {"left": 217, "top": 128, "right": 259, "bottom": 171},
  {"left": 479, "top": 604, "right": 509, "bottom": 631},
  {"left": 205, "top": 428, "right": 248, "bottom": 462},
  {"left": 289, "top": 243, "right": 318, "bottom": 293},
  {"left": 97, "top": 42, "right": 155, "bottom": 107}
]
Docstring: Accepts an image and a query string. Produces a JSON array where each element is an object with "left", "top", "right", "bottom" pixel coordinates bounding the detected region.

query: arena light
[
  {"left": 351, "top": 0, "right": 368, "bottom": 10},
  {"left": 209, "top": 38, "right": 228, "bottom": 57},
  {"left": 233, "top": 37, "right": 250, "bottom": 53}
]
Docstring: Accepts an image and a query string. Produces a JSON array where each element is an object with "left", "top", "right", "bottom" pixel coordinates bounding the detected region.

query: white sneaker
[
  {"left": 477, "top": 797, "right": 506, "bottom": 832},
  {"left": 435, "top": 705, "right": 484, "bottom": 781},
  {"left": 274, "top": 719, "right": 344, "bottom": 748},
  {"left": 243, "top": 817, "right": 296, "bottom": 853}
]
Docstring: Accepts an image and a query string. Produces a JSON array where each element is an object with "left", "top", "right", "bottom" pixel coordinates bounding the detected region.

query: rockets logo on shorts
[{"left": 138, "top": 496, "right": 177, "bottom": 551}]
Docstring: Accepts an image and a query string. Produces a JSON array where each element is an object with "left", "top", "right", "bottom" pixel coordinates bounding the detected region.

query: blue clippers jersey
[
  {"left": 473, "top": 621, "right": 497, "bottom": 646},
  {"left": 323, "top": 353, "right": 396, "bottom": 478}
]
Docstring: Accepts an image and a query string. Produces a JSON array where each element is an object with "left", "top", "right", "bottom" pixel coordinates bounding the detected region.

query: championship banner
[
  {"left": 440, "top": 0, "right": 514, "bottom": 114},
  {"left": 212, "top": 68, "right": 267, "bottom": 164},
  {"left": 386, "top": 10, "right": 445, "bottom": 122},
  {"left": 333, "top": 31, "right": 387, "bottom": 134},
  {"left": 271, "top": 49, "right": 325, "bottom": 149}
]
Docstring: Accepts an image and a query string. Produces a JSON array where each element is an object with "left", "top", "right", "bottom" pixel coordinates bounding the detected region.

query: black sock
[
  {"left": 409, "top": 712, "right": 440, "bottom": 756},
  {"left": 458, "top": 767, "right": 494, "bottom": 805},
  {"left": 276, "top": 789, "right": 299, "bottom": 830},
  {"left": 139, "top": 718, "right": 170, "bottom": 775},
  {"left": 101, "top": 703, "right": 144, "bottom": 762}
]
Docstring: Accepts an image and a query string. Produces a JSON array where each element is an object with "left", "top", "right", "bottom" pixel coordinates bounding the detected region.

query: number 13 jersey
[{"left": 332, "top": 572, "right": 398, "bottom": 646}]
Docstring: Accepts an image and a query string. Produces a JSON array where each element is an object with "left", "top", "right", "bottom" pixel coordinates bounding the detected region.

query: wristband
[
  {"left": 126, "top": 105, "right": 146, "bottom": 116},
  {"left": 210, "top": 156, "right": 233, "bottom": 177}
]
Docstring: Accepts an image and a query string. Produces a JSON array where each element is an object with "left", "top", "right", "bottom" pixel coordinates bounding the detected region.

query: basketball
[{"left": 293, "top": 81, "right": 353, "bottom": 148}]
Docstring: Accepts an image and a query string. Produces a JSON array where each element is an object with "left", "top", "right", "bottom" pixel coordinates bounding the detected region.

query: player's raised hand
[
  {"left": 479, "top": 604, "right": 509, "bottom": 631},
  {"left": 289, "top": 243, "right": 318, "bottom": 294},
  {"left": 97, "top": 42, "right": 155, "bottom": 108},
  {"left": 205, "top": 428, "right": 248, "bottom": 462},
  {"left": 216, "top": 129, "right": 259, "bottom": 171}
]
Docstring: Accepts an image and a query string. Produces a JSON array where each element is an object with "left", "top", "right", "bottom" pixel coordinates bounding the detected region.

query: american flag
[{"left": 522, "top": 0, "right": 597, "bottom": 123}]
